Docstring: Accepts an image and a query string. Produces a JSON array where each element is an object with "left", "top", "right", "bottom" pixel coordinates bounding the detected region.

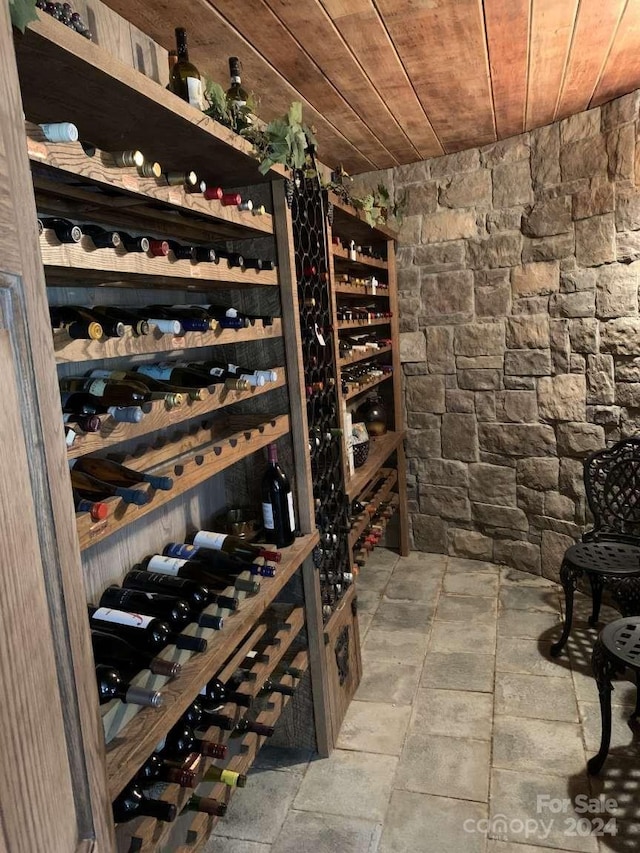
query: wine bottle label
[
  {"left": 287, "top": 493, "right": 296, "bottom": 530},
  {"left": 186, "top": 76, "right": 203, "bottom": 109},
  {"left": 193, "top": 531, "right": 227, "bottom": 550},
  {"left": 147, "top": 555, "right": 188, "bottom": 575},
  {"left": 221, "top": 769, "right": 240, "bottom": 786},
  {"left": 87, "top": 369, "right": 113, "bottom": 379},
  {"left": 87, "top": 379, "right": 107, "bottom": 396},
  {"left": 93, "top": 607, "right": 153, "bottom": 628},
  {"left": 165, "top": 543, "right": 197, "bottom": 559},
  {"left": 262, "top": 502, "right": 275, "bottom": 530},
  {"left": 209, "top": 368, "right": 225, "bottom": 377},
  {"left": 137, "top": 364, "right": 173, "bottom": 381}
]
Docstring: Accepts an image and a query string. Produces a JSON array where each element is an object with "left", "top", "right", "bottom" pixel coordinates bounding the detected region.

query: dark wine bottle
[
  {"left": 87, "top": 606, "right": 206, "bottom": 653},
  {"left": 70, "top": 469, "right": 149, "bottom": 506},
  {"left": 85, "top": 369, "right": 184, "bottom": 408},
  {"left": 141, "top": 305, "right": 211, "bottom": 333},
  {"left": 60, "top": 391, "right": 144, "bottom": 424},
  {"left": 184, "top": 795, "right": 227, "bottom": 816},
  {"left": 72, "top": 456, "right": 173, "bottom": 492},
  {"left": 201, "top": 712, "right": 274, "bottom": 738},
  {"left": 135, "top": 753, "right": 197, "bottom": 789},
  {"left": 81, "top": 224, "right": 122, "bottom": 249},
  {"left": 216, "top": 249, "right": 244, "bottom": 268},
  {"left": 169, "top": 27, "right": 202, "bottom": 108},
  {"left": 122, "top": 569, "right": 239, "bottom": 613},
  {"left": 258, "top": 678, "right": 295, "bottom": 697},
  {"left": 135, "top": 362, "right": 215, "bottom": 391},
  {"left": 50, "top": 306, "right": 102, "bottom": 341},
  {"left": 159, "top": 723, "right": 227, "bottom": 760},
  {"left": 41, "top": 217, "right": 82, "bottom": 243},
  {"left": 90, "top": 305, "right": 149, "bottom": 336},
  {"left": 261, "top": 444, "right": 296, "bottom": 547},
  {"left": 60, "top": 376, "right": 155, "bottom": 408},
  {"left": 95, "top": 664, "right": 163, "bottom": 707},
  {"left": 189, "top": 530, "right": 281, "bottom": 563},
  {"left": 74, "top": 492, "right": 108, "bottom": 521},
  {"left": 91, "top": 629, "right": 181, "bottom": 678},
  {"left": 137, "top": 554, "right": 260, "bottom": 595},
  {"left": 112, "top": 783, "right": 177, "bottom": 824},
  {"left": 63, "top": 411, "right": 101, "bottom": 433},
  {"left": 52, "top": 306, "right": 123, "bottom": 339},
  {"left": 99, "top": 585, "right": 224, "bottom": 631},
  {"left": 118, "top": 233, "right": 150, "bottom": 253},
  {"left": 163, "top": 542, "right": 275, "bottom": 578}
]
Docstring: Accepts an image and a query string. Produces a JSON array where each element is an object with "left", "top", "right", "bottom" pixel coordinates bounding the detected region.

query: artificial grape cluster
[{"left": 35, "top": 1, "right": 92, "bottom": 39}]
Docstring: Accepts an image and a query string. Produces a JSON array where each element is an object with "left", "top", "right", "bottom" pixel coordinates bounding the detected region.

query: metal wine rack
[{"left": 289, "top": 167, "right": 352, "bottom": 621}]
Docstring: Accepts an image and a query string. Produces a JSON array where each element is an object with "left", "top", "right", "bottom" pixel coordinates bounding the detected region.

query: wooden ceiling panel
[
  {"left": 526, "top": 0, "right": 579, "bottom": 129},
  {"left": 484, "top": 0, "right": 530, "bottom": 139},
  {"left": 102, "top": 0, "right": 640, "bottom": 173},
  {"left": 555, "top": 0, "right": 625, "bottom": 120}
]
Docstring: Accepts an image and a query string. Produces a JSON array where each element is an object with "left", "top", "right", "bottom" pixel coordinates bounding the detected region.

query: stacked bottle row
[
  {"left": 334, "top": 272, "right": 388, "bottom": 293},
  {"left": 290, "top": 171, "right": 352, "bottom": 620},
  {"left": 341, "top": 362, "right": 393, "bottom": 396},
  {"left": 352, "top": 496, "right": 399, "bottom": 569},
  {"left": 331, "top": 235, "right": 386, "bottom": 263}
]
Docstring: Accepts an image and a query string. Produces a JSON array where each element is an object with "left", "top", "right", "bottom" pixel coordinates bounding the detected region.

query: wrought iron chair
[{"left": 551, "top": 437, "right": 640, "bottom": 658}]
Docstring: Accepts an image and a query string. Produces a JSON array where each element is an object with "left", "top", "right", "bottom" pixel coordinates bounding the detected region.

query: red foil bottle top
[
  {"left": 148, "top": 239, "right": 170, "bottom": 257},
  {"left": 221, "top": 192, "right": 242, "bottom": 206},
  {"left": 91, "top": 501, "right": 109, "bottom": 522},
  {"left": 203, "top": 186, "right": 223, "bottom": 200}
]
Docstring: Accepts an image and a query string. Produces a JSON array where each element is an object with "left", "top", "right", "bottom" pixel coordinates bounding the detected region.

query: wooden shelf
[
  {"left": 67, "top": 368, "right": 285, "bottom": 458},
  {"left": 105, "top": 534, "right": 317, "bottom": 800},
  {"left": 332, "top": 245, "right": 388, "bottom": 271},
  {"left": 26, "top": 124, "right": 273, "bottom": 241},
  {"left": 76, "top": 414, "right": 290, "bottom": 551},
  {"left": 15, "top": 17, "right": 284, "bottom": 188},
  {"left": 39, "top": 233, "right": 278, "bottom": 289},
  {"left": 343, "top": 371, "right": 392, "bottom": 402},
  {"left": 349, "top": 468, "right": 398, "bottom": 548},
  {"left": 336, "top": 317, "right": 391, "bottom": 332},
  {"left": 334, "top": 283, "right": 390, "bottom": 297},
  {"left": 54, "top": 318, "right": 282, "bottom": 364},
  {"left": 346, "top": 431, "right": 405, "bottom": 499},
  {"left": 328, "top": 192, "right": 398, "bottom": 241},
  {"left": 339, "top": 345, "right": 392, "bottom": 369}
]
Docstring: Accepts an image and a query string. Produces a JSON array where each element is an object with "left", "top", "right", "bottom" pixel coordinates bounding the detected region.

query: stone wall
[{"left": 355, "top": 89, "right": 640, "bottom": 580}]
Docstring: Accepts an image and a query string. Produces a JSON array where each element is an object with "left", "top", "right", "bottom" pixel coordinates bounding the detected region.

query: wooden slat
[
  {"left": 343, "top": 370, "right": 392, "bottom": 403},
  {"left": 319, "top": 0, "right": 443, "bottom": 159},
  {"left": 555, "top": 0, "right": 626, "bottom": 119},
  {"left": 337, "top": 317, "right": 390, "bottom": 332},
  {"left": 339, "top": 344, "right": 392, "bottom": 369},
  {"left": 526, "top": 0, "right": 579, "bottom": 129},
  {"left": 591, "top": 0, "right": 640, "bottom": 107},
  {"left": 345, "top": 430, "right": 405, "bottom": 499},
  {"left": 329, "top": 192, "right": 397, "bottom": 241},
  {"left": 332, "top": 245, "right": 388, "bottom": 271},
  {"left": 374, "top": 0, "right": 495, "bottom": 152},
  {"left": 484, "top": 0, "right": 530, "bottom": 138}
]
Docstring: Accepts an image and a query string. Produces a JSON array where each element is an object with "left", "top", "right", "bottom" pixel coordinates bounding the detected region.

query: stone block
[
  {"left": 496, "top": 391, "right": 539, "bottom": 423},
  {"left": 468, "top": 463, "right": 517, "bottom": 506},
  {"left": 586, "top": 353, "right": 615, "bottom": 405},
  {"left": 615, "top": 383, "right": 640, "bottom": 407},
  {"left": 475, "top": 391, "right": 496, "bottom": 422},
  {"left": 600, "top": 318, "right": 640, "bottom": 354},
  {"left": 397, "top": 267, "right": 420, "bottom": 291},
  {"left": 549, "top": 319, "right": 571, "bottom": 374},
  {"left": 506, "top": 315, "right": 550, "bottom": 349},
  {"left": 476, "top": 280, "right": 512, "bottom": 317},
  {"left": 419, "top": 485, "right": 470, "bottom": 521},
  {"left": 457, "top": 369, "right": 503, "bottom": 391},
  {"left": 493, "top": 539, "right": 541, "bottom": 574},
  {"left": 472, "top": 502, "right": 529, "bottom": 531},
  {"left": 516, "top": 457, "right": 559, "bottom": 490},
  {"left": 606, "top": 124, "right": 635, "bottom": 181},
  {"left": 456, "top": 355, "right": 504, "bottom": 369},
  {"left": 512, "top": 296, "right": 551, "bottom": 316},
  {"left": 615, "top": 358, "right": 640, "bottom": 382},
  {"left": 405, "top": 374, "right": 446, "bottom": 412},
  {"left": 399, "top": 331, "right": 427, "bottom": 363},
  {"left": 531, "top": 123, "right": 561, "bottom": 190},
  {"left": 467, "top": 233, "right": 523, "bottom": 269},
  {"left": 479, "top": 423, "right": 557, "bottom": 457},
  {"left": 405, "top": 182, "right": 438, "bottom": 216},
  {"left": 560, "top": 135, "right": 608, "bottom": 181},
  {"left": 511, "top": 261, "right": 559, "bottom": 298},
  {"left": 568, "top": 318, "right": 599, "bottom": 353},
  {"left": 399, "top": 312, "right": 419, "bottom": 333},
  {"left": 486, "top": 209, "right": 524, "bottom": 233},
  {"left": 616, "top": 187, "right": 640, "bottom": 231},
  {"left": 414, "top": 240, "right": 466, "bottom": 272},
  {"left": 559, "top": 267, "right": 596, "bottom": 293},
  {"left": 403, "top": 363, "right": 428, "bottom": 376},
  {"left": 521, "top": 233, "right": 574, "bottom": 263},
  {"left": 396, "top": 246, "right": 415, "bottom": 267},
  {"left": 412, "top": 514, "right": 447, "bottom": 553},
  {"left": 559, "top": 459, "right": 585, "bottom": 498},
  {"left": 522, "top": 197, "right": 572, "bottom": 237},
  {"left": 446, "top": 389, "right": 474, "bottom": 413},
  {"left": 492, "top": 160, "right": 533, "bottom": 207},
  {"left": 556, "top": 422, "right": 605, "bottom": 457},
  {"left": 596, "top": 263, "right": 639, "bottom": 318},
  {"left": 601, "top": 91, "right": 640, "bottom": 130},
  {"left": 572, "top": 181, "right": 615, "bottom": 220},
  {"left": 422, "top": 271, "right": 474, "bottom": 323},
  {"left": 544, "top": 492, "right": 576, "bottom": 521},
  {"left": 422, "top": 210, "right": 478, "bottom": 243},
  {"left": 417, "top": 458, "right": 468, "bottom": 487},
  {"left": 549, "top": 291, "right": 595, "bottom": 318},
  {"left": 447, "top": 529, "right": 494, "bottom": 560},
  {"left": 560, "top": 109, "right": 600, "bottom": 144},
  {"left": 407, "top": 412, "right": 440, "bottom": 430},
  {"left": 439, "top": 170, "right": 492, "bottom": 208},
  {"left": 426, "top": 326, "right": 455, "bottom": 374},
  {"left": 517, "top": 485, "right": 545, "bottom": 515},
  {"left": 454, "top": 322, "right": 505, "bottom": 356},
  {"left": 481, "top": 135, "right": 530, "bottom": 166},
  {"left": 590, "top": 405, "right": 621, "bottom": 425},
  {"left": 541, "top": 530, "right": 576, "bottom": 582},
  {"left": 570, "top": 353, "right": 586, "bottom": 373},
  {"left": 504, "top": 376, "right": 536, "bottom": 390},
  {"left": 575, "top": 214, "right": 616, "bottom": 266},
  {"left": 405, "top": 429, "right": 441, "bottom": 459},
  {"left": 616, "top": 231, "right": 640, "bottom": 263},
  {"left": 504, "top": 349, "right": 552, "bottom": 376},
  {"left": 429, "top": 148, "right": 480, "bottom": 178},
  {"left": 441, "top": 413, "right": 479, "bottom": 462},
  {"left": 537, "top": 374, "right": 587, "bottom": 421}
]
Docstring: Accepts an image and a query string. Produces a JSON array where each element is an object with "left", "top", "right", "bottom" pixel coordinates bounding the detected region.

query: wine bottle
[
  {"left": 164, "top": 170, "right": 198, "bottom": 188},
  {"left": 226, "top": 363, "right": 278, "bottom": 385},
  {"left": 142, "top": 305, "right": 211, "bottom": 333},
  {"left": 216, "top": 249, "right": 244, "bottom": 268},
  {"left": 258, "top": 678, "right": 295, "bottom": 697},
  {"left": 60, "top": 376, "right": 169, "bottom": 408},
  {"left": 74, "top": 492, "right": 109, "bottom": 521},
  {"left": 201, "top": 712, "right": 274, "bottom": 738},
  {"left": 202, "top": 764, "right": 247, "bottom": 788},
  {"left": 39, "top": 121, "right": 78, "bottom": 143},
  {"left": 190, "top": 530, "right": 281, "bottom": 563},
  {"left": 137, "top": 161, "right": 163, "bottom": 179},
  {"left": 60, "top": 391, "right": 144, "bottom": 424},
  {"left": 90, "top": 305, "right": 149, "bottom": 336},
  {"left": 261, "top": 444, "right": 296, "bottom": 548},
  {"left": 118, "top": 233, "right": 150, "bottom": 253},
  {"left": 159, "top": 723, "right": 227, "bottom": 760},
  {"left": 85, "top": 368, "right": 184, "bottom": 407},
  {"left": 99, "top": 585, "right": 224, "bottom": 631},
  {"left": 137, "top": 554, "right": 260, "bottom": 595},
  {"left": 95, "top": 664, "right": 163, "bottom": 707},
  {"left": 50, "top": 306, "right": 102, "bottom": 341},
  {"left": 135, "top": 753, "right": 197, "bottom": 789},
  {"left": 71, "top": 469, "right": 148, "bottom": 506},
  {"left": 169, "top": 28, "right": 202, "bottom": 108},
  {"left": 226, "top": 56, "right": 249, "bottom": 111},
  {"left": 91, "top": 629, "right": 181, "bottom": 678},
  {"left": 202, "top": 304, "right": 250, "bottom": 329},
  {"left": 242, "top": 257, "right": 275, "bottom": 271},
  {"left": 122, "top": 569, "right": 239, "bottom": 612},
  {"left": 52, "top": 305, "right": 124, "bottom": 339},
  {"left": 184, "top": 795, "right": 227, "bottom": 816},
  {"left": 63, "top": 410, "right": 101, "bottom": 433},
  {"left": 199, "top": 676, "right": 251, "bottom": 709},
  {"left": 41, "top": 217, "right": 82, "bottom": 243},
  {"left": 88, "top": 606, "right": 206, "bottom": 653},
  {"left": 163, "top": 543, "right": 275, "bottom": 578},
  {"left": 148, "top": 239, "right": 171, "bottom": 257},
  {"left": 81, "top": 224, "right": 122, "bottom": 249},
  {"left": 71, "top": 456, "right": 173, "bottom": 492},
  {"left": 112, "top": 782, "right": 177, "bottom": 824},
  {"left": 135, "top": 362, "right": 215, "bottom": 392}
]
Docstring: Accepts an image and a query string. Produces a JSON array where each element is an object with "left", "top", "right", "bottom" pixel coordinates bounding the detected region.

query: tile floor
[{"left": 206, "top": 550, "right": 640, "bottom": 853}]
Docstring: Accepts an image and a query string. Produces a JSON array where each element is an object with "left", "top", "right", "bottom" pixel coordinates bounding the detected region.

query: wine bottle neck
[{"left": 175, "top": 28, "right": 189, "bottom": 60}]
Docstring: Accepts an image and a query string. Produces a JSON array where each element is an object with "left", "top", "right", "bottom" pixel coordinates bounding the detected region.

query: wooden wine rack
[
  {"left": 331, "top": 244, "right": 388, "bottom": 271},
  {"left": 343, "top": 370, "right": 393, "bottom": 402},
  {"left": 349, "top": 467, "right": 399, "bottom": 549},
  {"left": 338, "top": 344, "right": 393, "bottom": 368}
]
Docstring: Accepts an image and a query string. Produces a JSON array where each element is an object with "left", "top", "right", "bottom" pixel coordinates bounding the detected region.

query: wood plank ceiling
[{"left": 104, "top": 0, "right": 640, "bottom": 174}]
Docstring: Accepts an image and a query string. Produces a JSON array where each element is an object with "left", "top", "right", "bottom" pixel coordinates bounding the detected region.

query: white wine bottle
[{"left": 170, "top": 28, "right": 202, "bottom": 109}]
